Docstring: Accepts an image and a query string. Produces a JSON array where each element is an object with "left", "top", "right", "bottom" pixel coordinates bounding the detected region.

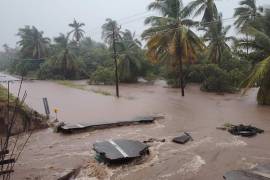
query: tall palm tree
[
  {"left": 102, "top": 18, "right": 123, "bottom": 97},
  {"left": 118, "top": 30, "right": 143, "bottom": 82},
  {"left": 183, "top": 0, "right": 218, "bottom": 23},
  {"left": 204, "top": 14, "right": 234, "bottom": 64},
  {"left": 17, "top": 26, "right": 50, "bottom": 59},
  {"left": 142, "top": 0, "right": 205, "bottom": 96},
  {"left": 242, "top": 9, "right": 270, "bottom": 105},
  {"left": 53, "top": 33, "right": 77, "bottom": 79},
  {"left": 234, "top": 0, "right": 263, "bottom": 54},
  {"left": 68, "top": 19, "right": 85, "bottom": 42}
]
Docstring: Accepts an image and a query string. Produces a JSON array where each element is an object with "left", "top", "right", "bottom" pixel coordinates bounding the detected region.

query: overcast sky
[{"left": 0, "top": 0, "right": 269, "bottom": 50}]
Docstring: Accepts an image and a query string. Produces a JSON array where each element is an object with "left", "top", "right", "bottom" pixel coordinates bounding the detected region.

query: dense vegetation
[{"left": 0, "top": 0, "right": 270, "bottom": 104}]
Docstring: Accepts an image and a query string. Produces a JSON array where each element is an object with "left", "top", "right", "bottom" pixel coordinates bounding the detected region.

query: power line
[
  {"left": 90, "top": 11, "right": 255, "bottom": 43},
  {"left": 88, "top": 11, "right": 153, "bottom": 35}
]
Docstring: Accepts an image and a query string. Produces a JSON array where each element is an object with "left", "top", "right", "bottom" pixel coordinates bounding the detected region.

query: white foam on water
[
  {"left": 216, "top": 137, "right": 247, "bottom": 148},
  {"left": 113, "top": 141, "right": 165, "bottom": 179},
  {"left": 159, "top": 155, "right": 206, "bottom": 179}
]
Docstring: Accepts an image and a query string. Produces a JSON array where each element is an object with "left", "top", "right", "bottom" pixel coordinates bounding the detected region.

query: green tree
[
  {"left": 204, "top": 14, "right": 234, "bottom": 64},
  {"left": 17, "top": 26, "right": 50, "bottom": 59},
  {"left": 52, "top": 33, "right": 78, "bottom": 79},
  {"left": 142, "top": 0, "right": 205, "bottom": 96},
  {"left": 102, "top": 18, "right": 123, "bottom": 97},
  {"left": 242, "top": 9, "right": 270, "bottom": 105},
  {"left": 234, "top": 0, "right": 263, "bottom": 54},
  {"left": 118, "top": 30, "right": 143, "bottom": 82},
  {"left": 68, "top": 19, "right": 85, "bottom": 42}
]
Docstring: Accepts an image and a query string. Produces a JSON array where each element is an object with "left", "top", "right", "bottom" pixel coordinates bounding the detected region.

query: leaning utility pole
[{"left": 112, "top": 24, "right": 120, "bottom": 98}]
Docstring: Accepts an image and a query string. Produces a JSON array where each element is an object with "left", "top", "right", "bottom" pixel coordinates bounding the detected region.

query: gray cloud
[{"left": 0, "top": 0, "right": 268, "bottom": 49}]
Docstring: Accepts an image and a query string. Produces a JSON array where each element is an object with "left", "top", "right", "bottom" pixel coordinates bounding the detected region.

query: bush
[
  {"left": 89, "top": 66, "right": 114, "bottom": 85},
  {"left": 186, "top": 65, "right": 205, "bottom": 83},
  {"left": 200, "top": 64, "right": 236, "bottom": 93}
]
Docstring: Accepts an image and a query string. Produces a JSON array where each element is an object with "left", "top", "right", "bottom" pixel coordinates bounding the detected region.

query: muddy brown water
[{"left": 1, "top": 79, "right": 270, "bottom": 180}]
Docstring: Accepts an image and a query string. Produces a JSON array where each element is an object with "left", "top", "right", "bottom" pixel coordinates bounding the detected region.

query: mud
[{"left": 2, "top": 80, "right": 270, "bottom": 180}]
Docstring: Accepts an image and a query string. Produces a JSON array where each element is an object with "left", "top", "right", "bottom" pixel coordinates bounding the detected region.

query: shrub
[
  {"left": 89, "top": 66, "right": 114, "bottom": 85},
  {"left": 186, "top": 65, "right": 205, "bottom": 83}
]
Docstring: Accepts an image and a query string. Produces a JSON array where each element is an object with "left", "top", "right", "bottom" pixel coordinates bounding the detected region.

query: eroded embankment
[{"left": 0, "top": 85, "right": 48, "bottom": 135}]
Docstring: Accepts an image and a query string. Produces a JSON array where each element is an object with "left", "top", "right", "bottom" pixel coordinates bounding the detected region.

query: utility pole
[{"left": 112, "top": 24, "right": 120, "bottom": 98}]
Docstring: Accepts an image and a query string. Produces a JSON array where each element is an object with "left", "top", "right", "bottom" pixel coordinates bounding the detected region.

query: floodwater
[{"left": 2, "top": 78, "right": 270, "bottom": 180}]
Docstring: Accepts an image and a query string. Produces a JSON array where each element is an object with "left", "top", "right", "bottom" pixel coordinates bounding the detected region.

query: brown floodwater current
[{"left": 3, "top": 79, "right": 270, "bottom": 180}]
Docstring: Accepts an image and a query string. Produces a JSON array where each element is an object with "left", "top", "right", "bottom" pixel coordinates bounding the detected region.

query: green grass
[
  {"left": 55, "top": 80, "right": 112, "bottom": 96},
  {"left": 55, "top": 80, "right": 87, "bottom": 90},
  {"left": 0, "top": 85, "right": 15, "bottom": 102},
  {"left": 90, "top": 89, "right": 112, "bottom": 96}
]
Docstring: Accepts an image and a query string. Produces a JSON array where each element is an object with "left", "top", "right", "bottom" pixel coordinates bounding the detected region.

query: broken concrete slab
[
  {"left": 93, "top": 139, "right": 149, "bottom": 164},
  {"left": 172, "top": 132, "right": 193, "bottom": 144},
  {"left": 224, "top": 164, "right": 270, "bottom": 180},
  {"left": 251, "top": 164, "right": 270, "bottom": 178},
  {"left": 57, "top": 116, "right": 156, "bottom": 134},
  {"left": 223, "top": 170, "right": 270, "bottom": 180}
]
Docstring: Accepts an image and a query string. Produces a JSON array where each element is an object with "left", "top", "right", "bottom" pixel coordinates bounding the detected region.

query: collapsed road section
[
  {"left": 93, "top": 139, "right": 149, "bottom": 164},
  {"left": 56, "top": 116, "right": 159, "bottom": 134}
]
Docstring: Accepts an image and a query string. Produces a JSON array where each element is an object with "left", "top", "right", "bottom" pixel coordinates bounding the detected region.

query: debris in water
[
  {"left": 172, "top": 132, "right": 193, "bottom": 144},
  {"left": 229, "top": 124, "right": 264, "bottom": 137},
  {"left": 57, "top": 167, "right": 81, "bottom": 180},
  {"left": 224, "top": 164, "right": 270, "bottom": 180},
  {"left": 218, "top": 124, "right": 264, "bottom": 137},
  {"left": 93, "top": 139, "right": 149, "bottom": 164},
  {"left": 143, "top": 138, "right": 166, "bottom": 144},
  {"left": 57, "top": 116, "right": 156, "bottom": 134}
]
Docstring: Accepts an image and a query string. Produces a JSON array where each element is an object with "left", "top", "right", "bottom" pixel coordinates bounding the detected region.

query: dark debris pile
[{"left": 228, "top": 124, "right": 264, "bottom": 137}]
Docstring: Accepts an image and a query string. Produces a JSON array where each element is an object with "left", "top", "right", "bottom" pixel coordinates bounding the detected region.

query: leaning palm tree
[
  {"left": 53, "top": 33, "right": 77, "bottom": 79},
  {"left": 17, "top": 26, "right": 50, "bottom": 59},
  {"left": 102, "top": 18, "right": 123, "bottom": 97},
  {"left": 183, "top": 0, "right": 218, "bottom": 23},
  {"left": 234, "top": 0, "right": 263, "bottom": 54},
  {"left": 242, "top": 9, "right": 270, "bottom": 105},
  {"left": 204, "top": 14, "right": 235, "bottom": 64},
  {"left": 118, "top": 30, "right": 143, "bottom": 82},
  {"left": 68, "top": 19, "right": 85, "bottom": 42},
  {"left": 142, "top": 0, "right": 205, "bottom": 96}
]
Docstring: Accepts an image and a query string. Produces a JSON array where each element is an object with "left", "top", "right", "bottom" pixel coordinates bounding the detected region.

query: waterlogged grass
[
  {"left": 55, "top": 80, "right": 86, "bottom": 90},
  {"left": 55, "top": 80, "right": 112, "bottom": 96},
  {"left": 0, "top": 85, "right": 15, "bottom": 102},
  {"left": 90, "top": 89, "right": 112, "bottom": 96}
]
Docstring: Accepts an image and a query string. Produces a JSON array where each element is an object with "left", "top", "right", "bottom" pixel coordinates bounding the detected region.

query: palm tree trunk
[
  {"left": 246, "top": 34, "right": 249, "bottom": 55},
  {"left": 176, "top": 31, "right": 185, "bottom": 97},
  {"left": 37, "top": 43, "right": 41, "bottom": 59},
  {"left": 112, "top": 26, "right": 120, "bottom": 98}
]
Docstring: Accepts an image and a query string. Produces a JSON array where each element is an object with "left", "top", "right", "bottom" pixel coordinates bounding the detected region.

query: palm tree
[
  {"left": 53, "top": 33, "right": 77, "bottom": 79},
  {"left": 17, "top": 26, "right": 50, "bottom": 59},
  {"left": 204, "top": 14, "right": 235, "bottom": 64},
  {"left": 68, "top": 19, "right": 85, "bottom": 42},
  {"left": 234, "top": 0, "right": 263, "bottom": 54},
  {"left": 242, "top": 9, "right": 270, "bottom": 105},
  {"left": 234, "top": 0, "right": 263, "bottom": 29},
  {"left": 142, "top": 0, "right": 205, "bottom": 96},
  {"left": 183, "top": 0, "right": 218, "bottom": 23},
  {"left": 118, "top": 30, "right": 143, "bottom": 82},
  {"left": 102, "top": 18, "right": 123, "bottom": 97}
]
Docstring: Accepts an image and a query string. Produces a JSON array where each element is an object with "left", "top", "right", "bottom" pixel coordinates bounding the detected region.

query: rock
[{"left": 172, "top": 132, "right": 193, "bottom": 144}]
